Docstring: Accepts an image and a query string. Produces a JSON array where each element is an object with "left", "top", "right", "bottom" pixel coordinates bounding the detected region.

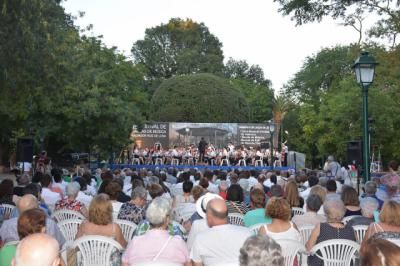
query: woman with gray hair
[
  {"left": 117, "top": 186, "right": 147, "bottom": 224},
  {"left": 306, "top": 197, "right": 356, "bottom": 265},
  {"left": 54, "top": 182, "right": 88, "bottom": 218},
  {"left": 239, "top": 235, "right": 284, "bottom": 266},
  {"left": 121, "top": 197, "right": 190, "bottom": 266}
]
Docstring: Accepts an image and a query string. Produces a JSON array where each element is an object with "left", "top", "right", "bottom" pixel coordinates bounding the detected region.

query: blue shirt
[{"left": 243, "top": 208, "right": 272, "bottom": 227}]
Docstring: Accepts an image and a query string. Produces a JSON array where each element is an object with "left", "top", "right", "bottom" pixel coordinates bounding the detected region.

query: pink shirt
[{"left": 122, "top": 229, "right": 189, "bottom": 264}]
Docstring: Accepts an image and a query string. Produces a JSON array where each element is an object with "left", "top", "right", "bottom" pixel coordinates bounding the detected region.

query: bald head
[
  {"left": 206, "top": 198, "right": 228, "bottom": 226},
  {"left": 17, "top": 194, "right": 38, "bottom": 213},
  {"left": 14, "top": 233, "right": 60, "bottom": 266}
]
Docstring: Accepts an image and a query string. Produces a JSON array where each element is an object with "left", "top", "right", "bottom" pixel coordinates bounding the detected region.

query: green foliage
[
  {"left": 224, "top": 58, "right": 274, "bottom": 122},
  {"left": 132, "top": 18, "right": 224, "bottom": 80},
  {"left": 274, "top": 0, "right": 400, "bottom": 44},
  {"left": 150, "top": 73, "right": 250, "bottom": 123},
  {"left": 284, "top": 44, "right": 400, "bottom": 167},
  {"left": 0, "top": 0, "right": 148, "bottom": 162}
]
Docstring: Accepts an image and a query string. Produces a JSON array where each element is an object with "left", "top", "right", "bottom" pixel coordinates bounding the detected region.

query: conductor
[{"left": 198, "top": 137, "right": 208, "bottom": 163}]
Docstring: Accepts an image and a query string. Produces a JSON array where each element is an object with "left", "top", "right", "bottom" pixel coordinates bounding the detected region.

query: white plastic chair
[
  {"left": 276, "top": 239, "right": 305, "bottom": 266},
  {"left": 352, "top": 225, "right": 368, "bottom": 244},
  {"left": 310, "top": 239, "right": 360, "bottom": 266},
  {"left": 52, "top": 209, "right": 85, "bottom": 223},
  {"left": 228, "top": 213, "right": 244, "bottom": 226},
  {"left": 220, "top": 158, "right": 230, "bottom": 166},
  {"left": 291, "top": 207, "right": 305, "bottom": 217},
  {"left": 298, "top": 224, "right": 315, "bottom": 245},
  {"left": 72, "top": 235, "right": 123, "bottom": 266},
  {"left": 249, "top": 223, "right": 265, "bottom": 235},
  {"left": 116, "top": 219, "right": 137, "bottom": 241},
  {"left": 58, "top": 219, "right": 83, "bottom": 248},
  {"left": 0, "top": 204, "right": 16, "bottom": 219},
  {"left": 342, "top": 215, "right": 362, "bottom": 224},
  {"left": 133, "top": 262, "right": 181, "bottom": 266}
]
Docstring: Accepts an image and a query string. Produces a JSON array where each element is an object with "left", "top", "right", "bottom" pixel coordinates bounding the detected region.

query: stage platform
[{"left": 108, "top": 163, "right": 293, "bottom": 171}]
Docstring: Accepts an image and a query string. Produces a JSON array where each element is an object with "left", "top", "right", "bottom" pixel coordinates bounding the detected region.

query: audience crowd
[{"left": 0, "top": 158, "right": 400, "bottom": 266}]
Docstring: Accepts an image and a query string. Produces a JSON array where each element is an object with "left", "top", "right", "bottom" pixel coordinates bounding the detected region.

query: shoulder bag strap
[{"left": 153, "top": 236, "right": 173, "bottom": 261}]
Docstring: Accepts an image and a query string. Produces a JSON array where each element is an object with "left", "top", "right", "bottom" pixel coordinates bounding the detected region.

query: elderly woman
[
  {"left": 239, "top": 235, "right": 284, "bottom": 266},
  {"left": 258, "top": 197, "right": 300, "bottom": 241},
  {"left": 362, "top": 200, "right": 400, "bottom": 246},
  {"left": 292, "top": 194, "right": 326, "bottom": 228},
  {"left": 341, "top": 185, "right": 362, "bottom": 217},
  {"left": 360, "top": 238, "right": 400, "bottom": 266},
  {"left": 0, "top": 208, "right": 47, "bottom": 266},
  {"left": 117, "top": 186, "right": 147, "bottom": 224},
  {"left": 55, "top": 182, "right": 88, "bottom": 218},
  {"left": 306, "top": 198, "right": 356, "bottom": 266},
  {"left": 121, "top": 197, "right": 190, "bottom": 266},
  {"left": 76, "top": 194, "right": 127, "bottom": 248}
]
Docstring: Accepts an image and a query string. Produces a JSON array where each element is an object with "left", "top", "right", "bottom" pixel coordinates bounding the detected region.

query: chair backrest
[
  {"left": 57, "top": 219, "right": 83, "bottom": 245},
  {"left": 248, "top": 223, "right": 265, "bottom": 235},
  {"left": 352, "top": 225, "right": 368, "bottom": 244},
  {"left": 298, "top": 224, "right": 315, "bottom": 245},
  {"left": 0, "top": 204, "right": 16, "bottom": 219},
  {"left": 52, "top": 209, "right": 85, "bottom": 223},
  {"left": 291, "top": 207, "right": 304, "bottom": 217},
  {"left": 115, "top": 219, "right": 137, "bottom": 241},
  {"left": 276, "top": 239, "right": 305, "bottom": 266},
  {"left": 310, "top": 239, "right": 360, "bottom": 266},
  {"left": 72, "top": 235, "right": 123, "bottom": 266},
  {"left": 133, "top": 262, "right": 182, "bottom": 266},
  {"left": 228, "top": 213, "right": 244, "bottom": 226},
  {"left": 342, "top": 215, "right": 362, "bottom": 224}
]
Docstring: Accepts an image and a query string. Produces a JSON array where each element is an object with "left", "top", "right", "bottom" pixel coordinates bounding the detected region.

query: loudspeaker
[
  {"left": 347, "top": 140, "right": 362, "bottom": 165},
  {"left": 17, "top": 138, "right": 34, "bottom": 163}
]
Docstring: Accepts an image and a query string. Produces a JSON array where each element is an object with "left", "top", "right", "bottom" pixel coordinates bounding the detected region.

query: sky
[{"left": 62, "top": 0, "right": 371, "bottom": 91}]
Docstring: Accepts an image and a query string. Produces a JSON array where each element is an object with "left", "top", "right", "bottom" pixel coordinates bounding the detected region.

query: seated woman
[
  {"left": 258, "top": 197, "right": 300, "bottom": 241},
  {"left": 225, "top": 184, "right": 250, "bottom": 215},
  {"left": 362, "top": 200, "right": 400, "bottom": 247},
  {"left": 55, "top": 182, "right": 88, "bottom": 218},
  {"left": 121, "top": 197, "right": 190, "bottom": 266},
  {"left": 341, "top": 185, "right": 362, "bottom": 217},
  {"left": 104, "top": 181, "right": 124, "bottom": 221},
  {"left": 306, "top": 198, "right": 356, "bottom": 266},
  {"left": 285, "top": 180, "right": 304, "bottom": 209},
  {"left": 0, "top": 208, "right": 47, "bottom": 266},
  {"left": 118, "top": 186, "right": 147, "bottom": 224},
  {"left": 76, "top": 194, "right": 127, "bottom": 248}
]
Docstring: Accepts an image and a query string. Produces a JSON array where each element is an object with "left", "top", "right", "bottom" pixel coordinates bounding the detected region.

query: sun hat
[{"left": 196, "top": 192, "right": 223, "bottom": 218}]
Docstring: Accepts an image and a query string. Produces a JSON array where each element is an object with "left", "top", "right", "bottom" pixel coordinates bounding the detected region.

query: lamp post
[{"left": 353, "top": 51, "right": 378, "bottom": 183}]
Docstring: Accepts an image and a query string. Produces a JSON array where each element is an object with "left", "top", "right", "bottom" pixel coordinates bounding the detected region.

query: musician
[{"left": 198, "top": 137, "right": 208, "bottom": 163}]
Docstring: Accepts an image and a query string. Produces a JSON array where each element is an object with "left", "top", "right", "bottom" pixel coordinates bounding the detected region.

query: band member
[{"left": 198, "top": 137, "right": 208, "bottom": 163}]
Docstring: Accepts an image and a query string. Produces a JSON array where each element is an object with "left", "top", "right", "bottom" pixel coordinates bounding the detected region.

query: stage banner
[
  {"left": 132, "top": 122, "right": 271, "bottom": 149},
  {"left": 237, "top": 123, "right": 271, "bottom": 147},
  {"left": 131, "top": 123, "right": 169, "bottom": 149}
]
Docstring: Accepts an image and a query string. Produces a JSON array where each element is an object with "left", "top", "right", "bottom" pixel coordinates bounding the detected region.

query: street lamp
[{"left": 353, "top": 51, "right": 378, "bottom": 182}]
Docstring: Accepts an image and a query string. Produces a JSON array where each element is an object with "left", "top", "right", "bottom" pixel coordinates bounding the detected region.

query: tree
[
  {"left": 150, "top": 73, "right": 250, "bottom": 123},
  {"left": 272, "top": 95, "right": 291, "bottom": 149},
  {"left": 132, "top": 18, "right": 224, "bottom": 80},
  {"left": 0, "top": 0, "right": 149, "bottom": 163},
  {"left": 273, "top": 0, "right": 400, "bottom": 45},
  {"left": 224, "top": 58, "right": 274, "bottom": 123}
]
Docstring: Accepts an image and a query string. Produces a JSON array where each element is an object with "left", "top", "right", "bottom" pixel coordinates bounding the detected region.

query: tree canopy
[
  {"left": 150, "top": 73, "right": 250, "bottom": 123},
  {"left": 132, "top": 18, "right": 224, "bottom": 80},
  {"left": 274, "top": 0, "right": 400, "bottom": 45}
]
